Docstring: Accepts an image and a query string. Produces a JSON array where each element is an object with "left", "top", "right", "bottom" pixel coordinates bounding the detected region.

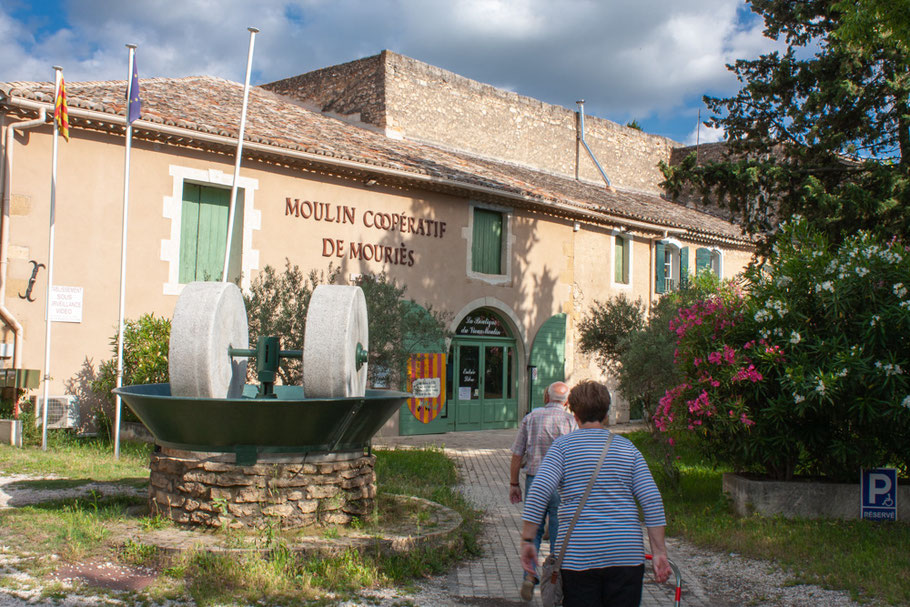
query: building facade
[{"left": 0, "top": 51, "right": 753, "bottom": 435}]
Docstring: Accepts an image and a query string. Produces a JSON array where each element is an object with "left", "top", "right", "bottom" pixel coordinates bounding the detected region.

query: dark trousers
[{"left": 561, "top": 564, "right": 644, "bottom": 607}]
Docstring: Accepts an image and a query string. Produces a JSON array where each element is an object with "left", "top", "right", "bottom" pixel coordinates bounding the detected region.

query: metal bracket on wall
[{"left": 19, "top": 260, "right": 45, "bottom": 302}]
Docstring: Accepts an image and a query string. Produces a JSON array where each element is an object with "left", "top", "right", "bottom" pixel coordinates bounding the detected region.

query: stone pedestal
[{"left": 149, "top": 448, "right": 376, "bottom": 529}]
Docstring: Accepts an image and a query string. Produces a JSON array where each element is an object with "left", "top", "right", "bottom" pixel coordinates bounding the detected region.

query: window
[
  {"left": 655, "top": 239, "right": 688, "bottom": 293},
  {"left": 613, "top": 232, "right": 630, "bottom": 285},
  {"left": 472, "top": 208, "right": 503, "bottom": 274},
  {"left": 696, "top": 247, "right": 724, "bottom": 278},
  {"left": 162, "top": 165, "right": 260, "bottom": 295},
  {"left": 465, "top": 204, "right": 512, "bottom": 284},
  {"left": 178, "top": 183, "right": 244, "bottom": 283}
]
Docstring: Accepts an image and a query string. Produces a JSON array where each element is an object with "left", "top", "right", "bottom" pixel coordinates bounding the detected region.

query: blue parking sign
[{"left": 861, "top": 468, "right": 897, "bottom": 521}]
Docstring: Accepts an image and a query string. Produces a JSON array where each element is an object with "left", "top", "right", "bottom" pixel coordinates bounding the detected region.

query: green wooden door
[
  {"left": 450, "top": 338, "right": 518, "bottom": 431},
  {"left": 528, "top": 314, "right": 567, "bottom": 410},
  {"left": 454, "top": 342, "right": 482, "bottom": 430}
]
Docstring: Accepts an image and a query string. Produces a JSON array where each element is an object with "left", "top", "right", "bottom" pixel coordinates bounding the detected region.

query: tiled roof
[{"left": 0, "top": 76, "right": 749, "bottom": 244}]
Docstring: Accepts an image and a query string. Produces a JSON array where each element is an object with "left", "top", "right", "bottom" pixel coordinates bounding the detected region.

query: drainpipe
[
  {"left": 576, "top": 100, "right": 612, "bottom": 189},
  {"left": 0, "top": 108, "right": 47, "bottom": 374}
]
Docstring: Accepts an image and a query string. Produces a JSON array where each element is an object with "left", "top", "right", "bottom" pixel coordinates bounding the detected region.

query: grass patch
[
  {"left": 0, "top": 493, "right": 145, "bottom": 560},
  {"left": 0, "top": 442, "right": 480, "bottom": 605},
  {"left": 628, "top": 430, "right": 910, "bottom": 605},
  {"left": 0, "top": 434, "right": 152, "bottom": 480}
]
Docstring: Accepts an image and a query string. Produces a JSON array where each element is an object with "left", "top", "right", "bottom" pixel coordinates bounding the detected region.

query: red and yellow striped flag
[{"left": 54, "top": 77, "right": 70, "bottom": 142}]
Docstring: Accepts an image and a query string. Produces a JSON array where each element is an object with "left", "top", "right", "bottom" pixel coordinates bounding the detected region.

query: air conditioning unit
[{"left": 35, "top": 395, "right": 80, "bottom": 429}]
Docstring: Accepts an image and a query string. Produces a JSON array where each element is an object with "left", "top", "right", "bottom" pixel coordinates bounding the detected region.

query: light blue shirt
[{"left": 522, "top": 428, "right": 666, "bottom": 571}]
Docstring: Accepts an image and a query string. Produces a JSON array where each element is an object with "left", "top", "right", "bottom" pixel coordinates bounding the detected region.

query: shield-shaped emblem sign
[{"left": 407, "top": 353, "right": 446, "bottom": 423}]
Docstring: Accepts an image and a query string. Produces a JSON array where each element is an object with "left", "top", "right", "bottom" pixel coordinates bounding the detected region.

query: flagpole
[
  {"left": 114, "top": 44, "right": 137, "bottom": 460},
  {"left": 40, "top": 66, "right": 63, "bottom": 451},
  {"left": 221, "top": 26, "right": 258, "bottom": 282}
]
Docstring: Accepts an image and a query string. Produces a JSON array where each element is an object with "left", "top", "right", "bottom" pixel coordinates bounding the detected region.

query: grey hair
[{"left": 547, "top": 381, "right": 569, "bottom": 403}]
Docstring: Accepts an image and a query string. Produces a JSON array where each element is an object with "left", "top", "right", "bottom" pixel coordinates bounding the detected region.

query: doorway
[{"left": 448, "top": 309, "right": 518, "bottom": 431}]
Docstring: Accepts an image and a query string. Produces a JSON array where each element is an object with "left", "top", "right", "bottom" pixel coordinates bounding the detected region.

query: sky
[{"left": 0, "top": 0, "right": 784, "bottom": 145}]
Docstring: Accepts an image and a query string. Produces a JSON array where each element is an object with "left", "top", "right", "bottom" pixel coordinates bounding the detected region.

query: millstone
[
  {"left": 168, "top": 281, "right": 249, "bottom": 398},
  {"left": 302, "top": 284, "right": 368, "bottom": 398}
]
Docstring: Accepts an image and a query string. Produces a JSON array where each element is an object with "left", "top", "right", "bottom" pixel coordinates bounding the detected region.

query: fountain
[{"left": 115, "top": 282, "right": 410, "bottom": 529}]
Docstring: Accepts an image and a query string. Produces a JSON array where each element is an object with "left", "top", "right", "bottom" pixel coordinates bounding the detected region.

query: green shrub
[
  {"left": 577, "top": 293, "right": 644, "bottom": 372},
  {"left": 91, "top": 313, "right": 171, "bottom": 436},
  {"left": 655, "top": 218, "right": 910, "bottom": 481},
  {"left": 243, "top": 260, "right": 339, "bottom": 384}
]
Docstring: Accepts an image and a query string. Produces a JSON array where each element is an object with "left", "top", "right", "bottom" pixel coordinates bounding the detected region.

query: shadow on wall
[
  {"left": 320, "top": 155, "right": 557, "bottom": 409},
  {"left": 63, "top": 358, "right": 109, "bottom": 436}
]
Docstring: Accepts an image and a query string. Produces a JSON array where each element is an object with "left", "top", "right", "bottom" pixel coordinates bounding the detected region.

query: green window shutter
[
  {"left": 679, "top": 247, "right": 689, "bottom": 289},
  {"left": 529, "top": 314, "right": 566, "bottom": 409},
  {"left": 695, "top": 247, "right": 710, "bottom": 274},
  {"left": 178, "top": 183, "right": 233, "bottom": 283},
  {"left": 654, "top": 242, "right": 665, "bottom": 294},
  {"left": 196, "top": 186, "right": 230, "bottom": 281},
  {"left": 178, "top": 184, "right": 204, "bottom": 283},
  {"left": 472, "top": 208, "right": 503, "bottom": 274},
  {"left": 613, "top": 236, "right": 628, "bottom": 284},
  {"left": 622, "top": 239, "right": 630, "bottom": 283}
]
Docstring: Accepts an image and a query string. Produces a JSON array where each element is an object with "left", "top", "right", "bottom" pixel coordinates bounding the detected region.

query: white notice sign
[
  {"left": 48, "top": 286, "right": 83, "bottom": 323},
  {"left": 412, "top": 377, "right": 441, "bottom": 399}
]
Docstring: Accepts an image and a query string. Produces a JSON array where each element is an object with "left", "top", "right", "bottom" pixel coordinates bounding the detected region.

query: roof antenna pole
[{"left": 575, "top": 100, "right": 612, "bottom": 189}]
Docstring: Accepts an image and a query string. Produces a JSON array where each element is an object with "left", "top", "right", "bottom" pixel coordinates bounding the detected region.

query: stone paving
[{"left": 374, "top": 425, "right": 702, "bottom": 606}]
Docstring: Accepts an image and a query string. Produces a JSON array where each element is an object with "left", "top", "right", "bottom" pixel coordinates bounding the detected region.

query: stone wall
[
  {"left": 384, "top": 52, "right": 678, "bottom": 195},
  {"left": 262, "top": 51, "right": 680, "bottom": 195},
  {"left": 262, "top": 55, "right": 387, "bottom": 126},
  {"left": 149, "top": 449, "right": 376, "bottom": 529}
]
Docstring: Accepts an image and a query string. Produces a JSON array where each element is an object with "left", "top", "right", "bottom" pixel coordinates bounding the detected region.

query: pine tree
[{"left": 661, "top": 0, "right": 910, "bottom": 251}]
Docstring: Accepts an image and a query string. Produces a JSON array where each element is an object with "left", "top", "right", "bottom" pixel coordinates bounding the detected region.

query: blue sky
[{"left": 0, "top": 0, "right": 781, "bottom": 145}]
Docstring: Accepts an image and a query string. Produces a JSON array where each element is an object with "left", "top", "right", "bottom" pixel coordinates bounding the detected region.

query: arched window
[
  {"left": 695, "top": 247, "right": 724, "bottom": 278},
  {"left": 655, "top": 238, "right": 688, "bottom": 293}
]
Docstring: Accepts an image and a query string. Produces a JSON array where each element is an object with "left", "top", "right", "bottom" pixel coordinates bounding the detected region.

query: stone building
[{"left": 0, "top": 51, "right": 752, "bottom": 436}]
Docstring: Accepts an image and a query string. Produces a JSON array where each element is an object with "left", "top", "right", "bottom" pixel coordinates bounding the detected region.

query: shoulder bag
[{"left": 540, "top": 431, "right": 614, "bottom": 607}]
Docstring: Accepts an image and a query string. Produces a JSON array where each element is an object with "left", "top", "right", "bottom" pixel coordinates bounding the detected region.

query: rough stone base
[
  {"left": 149, "top": 448, "right": 376, "bottom": 529},
  {"left": 723, "top": 473, "right": 909, "bottom": 520}
]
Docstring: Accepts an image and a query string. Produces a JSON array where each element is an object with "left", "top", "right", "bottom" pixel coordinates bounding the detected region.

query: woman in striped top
[{"left": 519, "top": 380, "right": 670, "bottom": 606}]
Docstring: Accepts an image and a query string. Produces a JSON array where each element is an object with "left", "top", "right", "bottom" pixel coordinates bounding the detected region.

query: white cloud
[
  {"left": 0, "top": 0, "right": 783, "bottom": 140},
  {"left": 685, "top": 122, "right": 725, "bottom": 145}
]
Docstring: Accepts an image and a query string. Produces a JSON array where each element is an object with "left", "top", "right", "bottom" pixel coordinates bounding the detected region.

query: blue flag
[{"left": 127, "top": 55, "right": 141, "bottom": 123}]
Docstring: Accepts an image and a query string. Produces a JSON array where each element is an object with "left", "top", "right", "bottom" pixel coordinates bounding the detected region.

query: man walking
[{"left": 509, "top": 380, "right": 577, "bottom": 601}]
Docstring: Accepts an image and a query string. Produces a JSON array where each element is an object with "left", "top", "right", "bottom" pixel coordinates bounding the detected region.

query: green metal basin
[{"left": 114, "top": 384, "right": 409, "bottom": 457}]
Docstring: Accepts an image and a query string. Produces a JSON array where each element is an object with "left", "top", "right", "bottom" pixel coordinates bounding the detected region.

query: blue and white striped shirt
[{"left": 521, "top": 428, "right": 666, "bottom": 571}]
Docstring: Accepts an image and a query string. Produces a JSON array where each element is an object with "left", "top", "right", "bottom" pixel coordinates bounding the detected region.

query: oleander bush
[{"left": 654, "top": 217, "right": 910, "bottom": 481}]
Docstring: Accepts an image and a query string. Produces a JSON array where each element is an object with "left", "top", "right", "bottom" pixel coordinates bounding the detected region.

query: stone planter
[
  {"left": 723, "top": 473, "right": 909, "bottom": 520},
  {"left": 0, "top": 419, "right": 22, "bottom": 447}
]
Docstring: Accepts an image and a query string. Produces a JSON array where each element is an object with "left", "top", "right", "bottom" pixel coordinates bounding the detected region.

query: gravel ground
[{"left": 664, "top": 535, "right": 878, "bottom": 607}]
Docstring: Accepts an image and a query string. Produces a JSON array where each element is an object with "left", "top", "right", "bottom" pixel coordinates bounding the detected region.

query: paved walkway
[{"left": 374, "top": 425, "right": 701, "bottom": 606}]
